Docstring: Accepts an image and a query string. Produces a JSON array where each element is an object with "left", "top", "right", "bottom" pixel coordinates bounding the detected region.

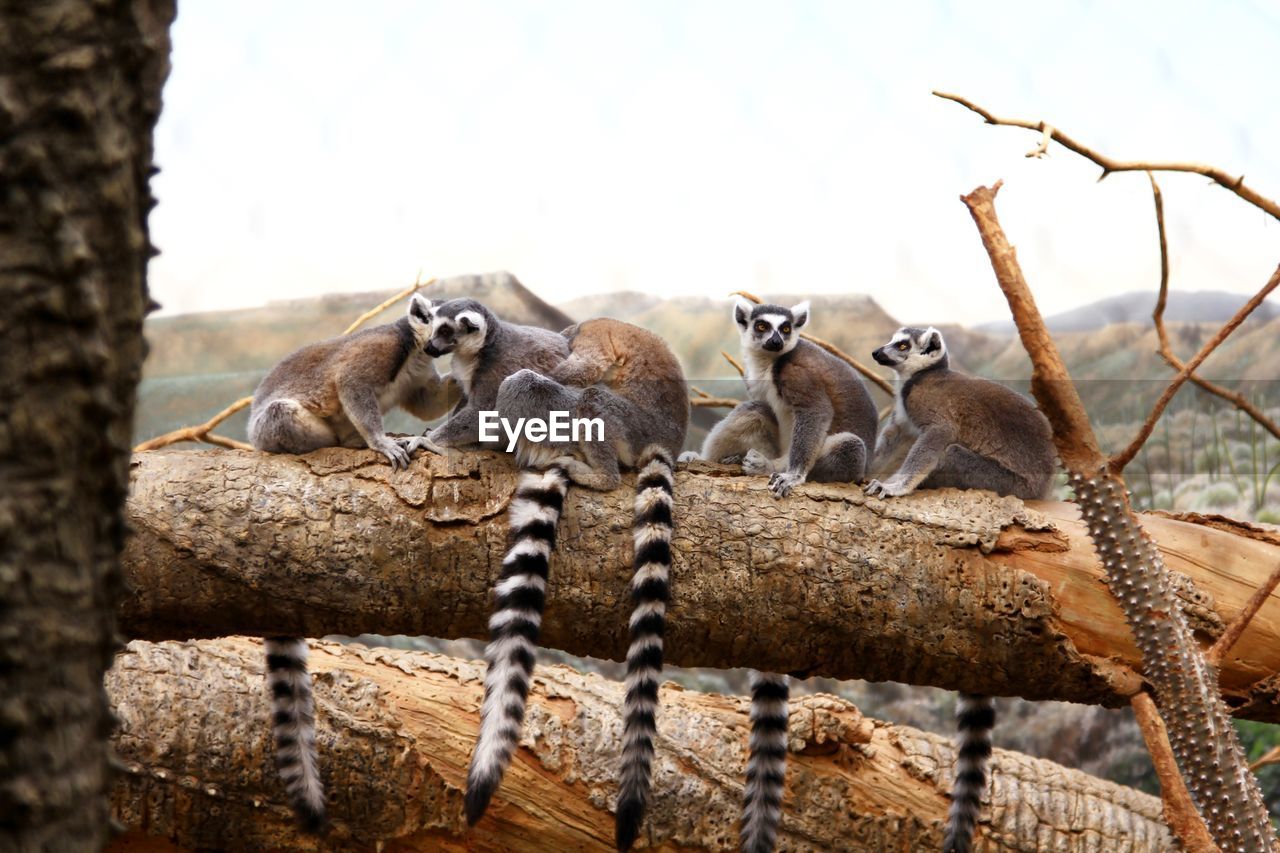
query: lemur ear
[
  {"left": 791, "top": 301, "right": 810, "bottom": 329},
  {"left": 458, "top": 311, "right": 482, "bottom": 333},
  {"left": 408, "top": 294, "right": 433, "bottom": 323},
  {"left": 733, "top": 297, "right": 753, "bottom": 328},
  {"left": 923, "top": 328, "right": 944, "bottom": 355}
]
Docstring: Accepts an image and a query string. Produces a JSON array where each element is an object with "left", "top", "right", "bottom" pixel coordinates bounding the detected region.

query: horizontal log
[
  {"left": 105, "top": 637, "right": 1173, "bottom": 851},
  {"left": 120, "top": 448, "right": 1280, "bottom": 720}
]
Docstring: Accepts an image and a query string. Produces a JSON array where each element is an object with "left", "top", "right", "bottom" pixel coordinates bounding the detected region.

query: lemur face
[
  {"left": 407, "top": 295, "right": 436, "bottom": 348},
  {"left": 426, "top": 299, "right": 489, "bottom": 358},
  {"left": 734, "top": 298, "right": 808, "bottom": 356},
  {"left": 872, "top": 326, "right": 946, "bottom": 375}
]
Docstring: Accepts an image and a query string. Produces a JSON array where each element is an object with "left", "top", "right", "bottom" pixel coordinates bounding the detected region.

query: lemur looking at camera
[
  {"left": 245, "top": 293, "right": 452, "bottom": 831},
  {"left": 679, "top": 297, "right": 879, "bottom": 853},
  {"left": 463, "top": 318, "right": 689, "bottom": 852},
  {"left": 397, "top": 298, "right": 569, "bottom": 454},
  {"left": 868, "top": 325, "right": 1056, "bottom": 853}
]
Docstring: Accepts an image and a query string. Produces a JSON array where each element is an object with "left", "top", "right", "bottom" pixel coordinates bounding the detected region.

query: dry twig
[
  {"left": 934, "top": 91, "right": 1280, "bottom": 222},
  {"left": 1251, "top": 745, "right": 1280, "bottom": 772},
  {"left": 133, "top": 275, "right": 436, "bottom": 452},
  {"left": 721, "top": 350, "right": 744, "bottom": 377},
  {"left": 1144, "top": 174, "right": 1280, "bottom": 442},
  {"left": 728, "top": 290, "right": 894, "bottom": 396},
  {"left": 1129, "top": 692, "right": 1218, "bottom": 853},
  {"left": 1207, "top": 561, "right": 1280, "bottom": 668},
  {"left": 1110, "top": 263, "right": 1280, "bottom": 473}
]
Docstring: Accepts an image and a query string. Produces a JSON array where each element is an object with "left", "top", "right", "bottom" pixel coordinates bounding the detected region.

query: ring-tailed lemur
[
  {"left": 246, "top": 293, "right": 451, "bottom": 831},
  {"left": 397, "top": 298, "right": 569, "bottom": 454},
  {"left": 679, "top": 297, "right": 879, "bottom": 853},
  {"left": 868, "top": 325, "right": 1055, "bottom": 853},
  {"left": 464, "top": 319, "right": 689, "bottom": 852}
]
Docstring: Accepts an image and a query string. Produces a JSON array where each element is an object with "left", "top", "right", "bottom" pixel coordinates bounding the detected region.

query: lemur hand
[
  {"left": 768, "top": 471, "right": 804, "bottom": 498},
  {"left": 676, "top": 451, "right": 701, "bottom": 465},
  {"left": 397, "top": 435, "right": 445, "bottom": 456},
  {"left": 375, "top": 436, "right": 413, "bottom": 470},
  {"left": 864, "top": 478, "right": 912, "bottom": 498},
  {"left": 741, "top": 449, "right": 775, "bottom": 476}
]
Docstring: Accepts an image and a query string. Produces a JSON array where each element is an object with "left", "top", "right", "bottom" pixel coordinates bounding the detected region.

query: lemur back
[
  {"left": 465, "top": 319, "right": 688, "bottom": 851},
  {"left": 246, "top": 295, "right": 447, "bottom": 832},
  {"left": 868, "top": 326, "right": 1057, "bottom": 853}
]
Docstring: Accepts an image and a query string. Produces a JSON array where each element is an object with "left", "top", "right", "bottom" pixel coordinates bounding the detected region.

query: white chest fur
[{"left": 745, "top": 355, "right": 794, "bottom": 456}]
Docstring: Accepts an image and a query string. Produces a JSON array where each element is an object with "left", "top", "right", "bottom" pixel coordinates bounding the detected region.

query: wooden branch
[
  {"left": 690, "top": 396, "right": 740, "bottom": 408},
  {"left": 1129, "top": 692, "right": 1217, "bottom": 853},
  {"left": 106, "top": 637, "right": 1174, "bottom": 852},
  {"left": 934, "top": 91, "right": 1280, "bottom": 222},
  {"left": 729, "top": 290, "right": 894, "bottom": 396},
  {"left": 1208, "top": 562, "right": 1280, "bottom": 668},
  {"left": 132, "top": 275, "right": 438, "bottom": 453},
  {"left": 1251, "top": 745, "right": 1280, "bottom": 772},
  {"left": 1145, "top": 173, "right": 1280, "bottom": 443},
  {"left": 721, "top": 350, "right": 744, "bottom": 377},
  {"left": 1111, "top": 263, "right": 1280, "bottom": 473},
  {"left": 118, "top": 448, "right": 1280, "bottom": 722}
]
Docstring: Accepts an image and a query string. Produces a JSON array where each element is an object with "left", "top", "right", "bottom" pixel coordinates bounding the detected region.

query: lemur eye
[
  {"left": 781, "top": 324, "right": 791, "bottom": 334},
  {"left": 896, "top": 342, "right": 909, "bottom": 351},
  {"left": 755, "top": 322, "right": 768, "bottom": 333}
]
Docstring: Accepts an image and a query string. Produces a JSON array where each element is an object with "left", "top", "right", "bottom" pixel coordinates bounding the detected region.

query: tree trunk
[
  {"left": 0, "top": 2, "right": 172, "bottom": 849},
  {"left": 105, "top": 637, "right": 1173, "bottom": 852},
  {"left": 120, "top": 448, "right": 1280, "bottom": 721}
]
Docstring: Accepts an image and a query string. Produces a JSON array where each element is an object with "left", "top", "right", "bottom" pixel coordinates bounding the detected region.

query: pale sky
[{"left": 149, "top": 1, "right": 1279, "bottom": 327}]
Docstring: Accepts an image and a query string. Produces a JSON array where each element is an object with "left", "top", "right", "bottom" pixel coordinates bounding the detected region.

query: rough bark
[
  {"left": 121, "top": 448, "right": 1280, "bottom": 722},
  {"left": 0, "top": 2, "right": 172, "bottom": 849},
  {"left": 105, "top": 637, "right": 1174, "bottom": 852}
]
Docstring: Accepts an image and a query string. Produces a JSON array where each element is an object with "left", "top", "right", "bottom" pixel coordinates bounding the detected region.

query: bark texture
[
  {"left": 105, "top": 637, "right": 1174, "bottom": 852},
  {"left": 0, "top": 2, "right": 172, "bottom": 849},
  {"left": 120, "top": 449, "right": 1280, "bottom": 721}
]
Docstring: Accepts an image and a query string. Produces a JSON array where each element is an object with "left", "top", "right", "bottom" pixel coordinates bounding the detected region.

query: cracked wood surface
[
  {"left": 105, "top": 637, "right": 1173, "bottom": 852},
  {"left": 120, "top": 448, "right": 1280, "bottom": 721}
]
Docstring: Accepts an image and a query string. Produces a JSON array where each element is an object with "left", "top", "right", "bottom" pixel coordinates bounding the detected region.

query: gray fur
[
  {"left": 248, "top": 294, "right": 450, "bottom": 469},
  {"left": 866, "top": 326, "right": 1056, "bottom": 500},
  {"left": 401, "top": 298, "right": 569, "bottom": 453},
  {"left": 689, "top": 298, "right": 877, "bottom": 499}
]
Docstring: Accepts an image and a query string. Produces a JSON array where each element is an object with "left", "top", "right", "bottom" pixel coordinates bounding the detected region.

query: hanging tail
[
  {"left": 616, "top": 446, "right": 676, "bottom": 851},
  {"left": 740, "top": 672, "right": 789, "bottom": 853},
  {"left": 465, "top": 467, "right": 569, "bottom": 825},
  {"left": 943, "top": 692, "right": 995, "bottom": 853},
  {"left": 265, "top": 636, "right": 326, "bottom": 833}
]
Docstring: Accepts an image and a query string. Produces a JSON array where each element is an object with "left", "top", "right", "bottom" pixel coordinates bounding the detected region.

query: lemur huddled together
[{"left": 245, "top": 286, "right": 1057, "bottom": 853}]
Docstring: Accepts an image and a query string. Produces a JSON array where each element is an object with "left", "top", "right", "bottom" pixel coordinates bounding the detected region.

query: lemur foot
[
  {"left": 864, "top": 478, "right": 912, "bottom": 498},
  {"left": 741, "top": 449, "right": 775, "bottom": 476},
  {"left": 676, "top": 451, "right": 701, "bottom": 465},
  {"left": 718, "top": 454, "right": 744, "bottom": 465},
  {"left": 768, "top": 471, "right": 804, "bottom": 498},
  {"left": 375, "top": 437, "right": 413, "bottom": 471},
  {"left": 397, "top": 435, "right": 446, "bottom": 457}
]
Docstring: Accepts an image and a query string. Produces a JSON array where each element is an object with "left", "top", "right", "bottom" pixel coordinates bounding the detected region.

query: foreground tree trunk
[
  {"left": 106, "top": 637, "right": 1173, "bottom": 852},
  {"left": 121, "top": 448, "right": 1280, "bottom": 721},
  {"left": 0, "top": 2, "right": 172, "bottom": 849}
]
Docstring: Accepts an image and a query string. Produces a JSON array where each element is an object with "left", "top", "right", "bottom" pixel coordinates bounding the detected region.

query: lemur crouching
[
  {"left": 246, "top": 294, "right": 449, "bottom": 831},
  {"left": 681, "top": 298, "right": 879, "bottom": 853},
  {"left": 868, "top": 326, "right": 1056, "bottom": 853},
  {"left": 464, "top": 319, "right": 689, "bottom": 851}
]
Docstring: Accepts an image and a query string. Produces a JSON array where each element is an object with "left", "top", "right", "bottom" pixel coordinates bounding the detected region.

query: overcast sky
[{"left": 149, "top": 1, "right": 1279, "bottom": 326}]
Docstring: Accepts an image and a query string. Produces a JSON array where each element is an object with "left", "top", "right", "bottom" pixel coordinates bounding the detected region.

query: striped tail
[
  {"left": 616, "top": 446, "right": 676, "bottom": 851},
  {"left": 943, "top": 692, "right": 995, "bottom": 853},
  {"left": 465, "top": 467, "right": 569, "bottom": 825},
  {"left": 740, "top": 672, "right": 789, "bottom": 853},
  {"left": 265, "top": 636, "right": 326, "bottom": 833}
]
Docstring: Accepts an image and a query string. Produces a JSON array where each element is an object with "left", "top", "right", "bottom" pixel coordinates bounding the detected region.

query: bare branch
[
  {"left": 720, "top": 350, "right": 744, "bottom": 377},
  {"left": 1129, "top": 692, "right": 1217, "bottom": 853},
  {"left": 1208, "top": 561, "right": 1280, "bottom": 668},
  {"left": 934, "top": 91, "right": 1280, "bottom": 221},
  {"left": 1110, "top": 263, "right": 1280, "bottom": 473},
  {"left": 340, "top": 273, "right": 434, "bottom": 335},
  {"left": 1251, "top": 745, "right": 1280, "bottom": 773}
]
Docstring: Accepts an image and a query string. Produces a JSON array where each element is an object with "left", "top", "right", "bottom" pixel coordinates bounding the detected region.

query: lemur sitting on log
[
  {"left": 680, "top": 297, "right": 879, "bottom": 853},
  {"left": 463, "top": 318, "right": 689, "bottom": 852},
  {"left": 245, "top": 293, "right": 452, "bottom": 831},
  {"left": 397, "top": 298, "right": 569, "bottom": 453},
  {"left": 868, "top": 325, "right": 1056, "bottom": 853}
]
